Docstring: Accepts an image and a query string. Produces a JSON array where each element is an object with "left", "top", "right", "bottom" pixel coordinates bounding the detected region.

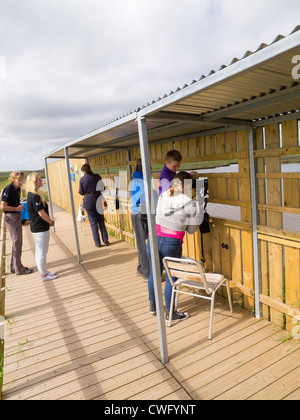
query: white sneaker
[
  {"left": 47, "top": 271, "right": 57, "bottom": 276},
  {"left": 41, "top": 273, "right": 58, "bottom": 281}
]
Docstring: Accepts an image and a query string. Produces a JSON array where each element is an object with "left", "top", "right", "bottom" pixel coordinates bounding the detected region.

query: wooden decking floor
[{"left": 2, "top": 206, "right": 300, "bottom": 400}]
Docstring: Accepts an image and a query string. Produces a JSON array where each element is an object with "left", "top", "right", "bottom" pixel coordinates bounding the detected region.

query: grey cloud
[{"left": 0, "top": 0, "right": 300, "bottom": 171}]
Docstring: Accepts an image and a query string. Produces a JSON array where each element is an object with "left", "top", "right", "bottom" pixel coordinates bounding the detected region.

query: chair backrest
[{"left": 163, "top": 256, "right": 211, "bottom": 294}]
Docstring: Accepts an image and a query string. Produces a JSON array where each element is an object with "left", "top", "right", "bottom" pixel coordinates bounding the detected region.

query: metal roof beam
[
  {"left": 203, "top": 84, "right": 300, "bottom": 121},
  {"left": 151, "top": 111, "right": 252, "bottom": 127},
  {"left": 139, "top": 30, "right": 300, "bottom": 118},
  {"left": 69, "top": 145, "right": 129, "bottom": 158},
  {"left": 69, "top": 144, "right": 129, "bottom": 150}
]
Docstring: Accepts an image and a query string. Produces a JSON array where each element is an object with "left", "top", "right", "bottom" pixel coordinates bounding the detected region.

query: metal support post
[
  {"left": 137, "top": 116, "right": 169, "bottom": 365},
  {"left": 127, "top": 149, "right": 132, "bottom": 180},
  {"left": 64, "top": 147, "right": 82, "bottom": 263},
  {"left": 248, "top": 128, "right": 262, "bottom": 319},
  {"left": 44, "top": 158, "right": 55, "bottom": 233}
]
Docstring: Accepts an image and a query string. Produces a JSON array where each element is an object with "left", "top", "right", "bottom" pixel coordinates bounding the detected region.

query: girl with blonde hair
[
  {"left": 26, "top": 173, "right": 57, "bottom": 281},
  {"left": 0, "top": 171, "right": 33, "bottom": 275}
]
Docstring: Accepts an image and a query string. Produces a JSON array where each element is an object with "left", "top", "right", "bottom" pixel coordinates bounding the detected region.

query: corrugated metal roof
[{"left": 45, "top": 26, "right": 300, "bottom": 159}]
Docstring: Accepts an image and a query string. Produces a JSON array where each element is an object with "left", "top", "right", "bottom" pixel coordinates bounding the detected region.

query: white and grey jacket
[{"left": 156, "top": 191, "right": 201, "bottom": 235}]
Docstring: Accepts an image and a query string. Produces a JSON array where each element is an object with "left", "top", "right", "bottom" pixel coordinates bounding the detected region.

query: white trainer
[
  {"left": 41, "top": 273, "right": 58, "bottom": 281},
  {"left": 47, "top": 271, "right": 57, "bottom": 276}
]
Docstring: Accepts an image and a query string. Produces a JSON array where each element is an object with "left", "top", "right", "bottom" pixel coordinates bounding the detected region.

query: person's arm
[
  {"left": 79, "top": 179, "right": 85, "bottom": 196},
  {"left": 38, "top": 209, "right": 55, "bottom": 227},
  {"left": 185, "top": 201, "right": 201, "bottom": 235},
  {"left": 0, "top": 201, "right": 24, "bottom": 212}
]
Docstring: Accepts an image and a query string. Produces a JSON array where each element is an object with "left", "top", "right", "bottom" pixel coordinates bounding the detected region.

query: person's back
[
  {"left": 79, "top": 171, "right": 101, "bottom": 210},
  {"left": 130, "top": 160, "right": 150, "bottom": 282},
  {"left": 156, "top": 188, "right": 199, "bottom": 236},
  {"left": 79, "top": 164, "right": 109, "bottom": 247},
  {"left": 130, "top": 169, "right": 144, "bottom": 215},
  {"left": 147, "top": 171, "right": 200, "bottom": 323}
]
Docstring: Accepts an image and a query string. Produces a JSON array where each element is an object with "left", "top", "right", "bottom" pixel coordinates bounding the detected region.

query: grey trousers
[
  {"left": 4, "top": 212, "right": 25, "bottom": 274},
  {"left": 131, "top": 213, "right": 150, "bottom": 278}
]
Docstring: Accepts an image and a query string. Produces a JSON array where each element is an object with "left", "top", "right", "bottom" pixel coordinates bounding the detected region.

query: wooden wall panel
[{"left": 46, "top": 119, "right": 300, "bottom": 331}]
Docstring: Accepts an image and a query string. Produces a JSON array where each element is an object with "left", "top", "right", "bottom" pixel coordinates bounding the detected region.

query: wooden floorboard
[{"left": 2, "top": 205, "right": 300, "bottom": 400}]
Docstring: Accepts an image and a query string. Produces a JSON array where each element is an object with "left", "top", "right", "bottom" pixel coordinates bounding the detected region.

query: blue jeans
[{"left": 147, "top": 237, "right": 182, "bottom": 311}]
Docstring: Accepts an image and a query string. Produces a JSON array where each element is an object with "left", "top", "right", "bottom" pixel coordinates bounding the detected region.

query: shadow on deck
[{"left": 2, "top": 206, "right": 300, "bottom": 400}]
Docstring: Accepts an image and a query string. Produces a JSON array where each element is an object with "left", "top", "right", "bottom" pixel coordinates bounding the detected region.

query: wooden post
[{"left": 0, "top": 210, "right": 6, "bottom": 401}]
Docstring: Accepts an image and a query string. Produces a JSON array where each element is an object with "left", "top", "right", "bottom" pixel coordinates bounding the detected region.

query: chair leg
[
  {"left": 192, "top": 288, "right": 197, "bottom": 304},
  {"left": 226, "top": 280, "right": 233, "bottom": 314},
  {"left": 169, "top": 287, "right": 176, "bottom": 327},
  {"left": 208, "top": 292, "right": 215, "bottom": 340},
  {"left": 175, "top": 284, "right": 180, "bottom": 310}
]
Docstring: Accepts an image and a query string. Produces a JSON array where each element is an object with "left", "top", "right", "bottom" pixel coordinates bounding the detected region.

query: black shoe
[
  {"left": 104, "top": 241, "right": 110, "bottom": 246},
  {"left": 166, "top": 309, "right": 189, "bottom": 323},
  {"left": 11, "top": 269, "right": 15, "bottom": 274},
  {"left": 95, "top": 244, "right": 102, "bottom": 248},
  {"left": 149, "top": 302, "right": 156, "bottom": 315},
  {"left": 17, "top": 267, "right": 33, "bottom": 275}
]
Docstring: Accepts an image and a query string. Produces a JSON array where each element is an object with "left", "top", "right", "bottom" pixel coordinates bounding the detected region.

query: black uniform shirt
[
  {"left": 27, "top": 192, "right": 50, "bottom": 233},
  {"left": 1, "top": 184, "right": 21, "bottom": 213}
]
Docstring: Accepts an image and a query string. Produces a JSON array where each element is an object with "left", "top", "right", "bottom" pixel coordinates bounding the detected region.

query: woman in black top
[
  {"left": 79, "top": 163, "right": 109, "bottom": 247},
  {"left": 0, "top": 171, "right": 33, "bottom": 275},
  {"left": 26, "top": 173, "right": 57, "bottom": 281}
]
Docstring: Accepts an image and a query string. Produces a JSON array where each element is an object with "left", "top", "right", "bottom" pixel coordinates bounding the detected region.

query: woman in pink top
[{"left": 147, "top": 172, "right": 200, "bottom": 323}]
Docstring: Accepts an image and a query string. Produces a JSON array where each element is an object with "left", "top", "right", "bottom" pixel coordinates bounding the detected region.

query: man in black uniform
[{"left": 0, "top": 171, "right": 33, "bottom": 275}]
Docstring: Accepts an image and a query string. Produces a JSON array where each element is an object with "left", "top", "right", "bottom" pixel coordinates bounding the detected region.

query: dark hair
[
  {"left": 168, "top": 171, "right": 192, "bottom": 196},
  {"left": 174, "top": 171, "right": 192, "bottom": 183},
  {"left": 81, "top": 163, "right": 91, "bottom": 174},
  {"left": 135, "top": 159, "right": 142, "bottom": 172},
  {"left": 165, "top": 150, "right": 182, "bottom": 163}
]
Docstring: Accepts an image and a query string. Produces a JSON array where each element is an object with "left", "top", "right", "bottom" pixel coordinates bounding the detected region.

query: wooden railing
[{"left": 0, "top": 206, "right": 6, "bottom": 400}]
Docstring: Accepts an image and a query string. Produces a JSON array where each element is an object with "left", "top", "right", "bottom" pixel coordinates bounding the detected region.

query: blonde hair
[
  {"left": 26, "top": 173, "right": 46, "bottom": 207},
  {"left": 168, "top": 171, "right": 192, "bottom": 197},
  {"left": 9, "top": 171, "right": 25, "bottom": 184}
]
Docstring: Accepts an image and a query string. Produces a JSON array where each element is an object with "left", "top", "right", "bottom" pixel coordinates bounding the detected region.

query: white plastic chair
[
  {"left": 163, "top": 256, "right": 233, "bottom": 340},
  {"left": 78, "top": 202, "right": 88, "bottom": 235}
]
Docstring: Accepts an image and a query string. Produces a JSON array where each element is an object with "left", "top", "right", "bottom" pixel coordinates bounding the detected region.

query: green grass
[
  {"left": 0, "top": 170, "right": 45, "bottom": 187},
  {"left": 0, "top": 170, "right": 46, "bottom": 198}
]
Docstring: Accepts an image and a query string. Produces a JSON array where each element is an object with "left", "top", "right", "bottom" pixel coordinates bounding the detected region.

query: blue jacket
[{"left": 130, "top": 171, "right": 144, "bottom": 215}]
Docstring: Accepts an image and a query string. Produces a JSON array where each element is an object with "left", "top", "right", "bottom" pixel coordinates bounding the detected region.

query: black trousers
[{"left": 86, "top": 209, "right": 108, "bottom": 246}]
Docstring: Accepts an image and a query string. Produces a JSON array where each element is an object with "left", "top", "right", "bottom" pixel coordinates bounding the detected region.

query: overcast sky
[{"left": 0, "top": 0, "right": 299, "bottom": 171}]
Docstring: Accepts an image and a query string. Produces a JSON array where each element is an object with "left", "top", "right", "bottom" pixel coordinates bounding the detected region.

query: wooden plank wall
[
  {"left": 47, "top": 158, "right": 86, "bottom": 214},
  {"left": 47, "top": 119, "right": 300, "bottom": 330}
]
